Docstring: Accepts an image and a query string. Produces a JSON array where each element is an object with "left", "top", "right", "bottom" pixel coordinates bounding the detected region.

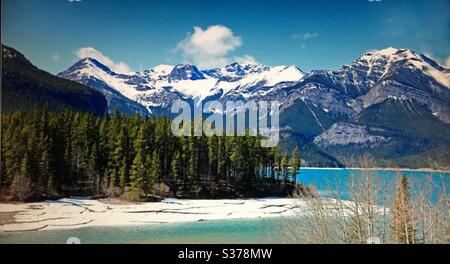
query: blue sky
[{"left": 2, "top": 0, "right": 449, "bottom": 74}]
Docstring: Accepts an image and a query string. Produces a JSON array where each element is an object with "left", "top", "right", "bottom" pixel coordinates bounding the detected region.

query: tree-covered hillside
[
  {"left": 1, "top": 110, "right": 305, "bottom": 201},
  {"left": 2, "top": 45, "right": 107, "bottom": 116}
]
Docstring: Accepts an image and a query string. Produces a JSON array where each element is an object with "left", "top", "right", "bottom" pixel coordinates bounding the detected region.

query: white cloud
[
  {"left": 445, "top": 57, "right": 450, "bottom": 68},
  {"left": 233, "top": 55, "right": 258, "bottom": 65},
  {"left": 51, "top": 54, "right": 60, "bottom": 61},
  {"left": 292, "top": 32, "right": 319, "bottom": 40},
  {"left": 302, "top": 32, "right": 319, "bottom": 40},
  {"left": 75, "top": 47, "right": 132, "bottom": 74},
  {"left": 176, "top": 25, "right": 243, "bottom": 69}
]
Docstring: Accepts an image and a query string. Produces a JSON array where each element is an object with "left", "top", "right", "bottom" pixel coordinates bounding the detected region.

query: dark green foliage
[
  {"left": 1, "top": 111, "right": 297, "bottom": 201},
  {"left": 2, "top": 45, "right": 107, "bottom": 116},
  {"left": 316, "top": 99, "right": 450, "bottom": 168},
  {"left": 279, "top": 99, "right": 334, "bottom": 137},
  {"left": 290, "top": 147, "right": 301, "bottom": 184},
  {"left": 356, "top": 99, "right": 450, "bottom": 144},
  {"left": 278, "top": 129, "right": 343, "bottom": 167}
]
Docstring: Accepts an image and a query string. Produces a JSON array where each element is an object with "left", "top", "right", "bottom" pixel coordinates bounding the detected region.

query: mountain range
[{"left": 3, "top": 44, "right": 449, "bottom": 168}]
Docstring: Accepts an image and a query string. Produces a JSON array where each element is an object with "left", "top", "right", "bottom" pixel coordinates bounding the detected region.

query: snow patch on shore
[{"left": 0, "top": 198, "right": 386, "bottom": 233}]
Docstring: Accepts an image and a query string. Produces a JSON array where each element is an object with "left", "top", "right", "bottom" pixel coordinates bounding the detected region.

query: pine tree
[
  {"left": 149, "top": 150, "right": 160, "bottom": 187},
  {"left": 391, "top": 175, "right": 416, "bottom": 244},
  {"left": 13, "top": 151, "right": 33, "bottom": 200},
  {"left": 281, "top": 154, "right": 289, "bottom": 181},
  {"left": 129, "top": 123, "right": 152, "bottom": 198},
  {"left": 217, "top": 136, "right": 226, "bottom": 182},
  {"left": 208, "top": 135, "right": 218, "bottom": 182},
  {"left": 35, "top": 108, "right": 56, "bottom": 193},
  {"left": 273, "top": 147, "right": 282, "bottom": 180},
  {"left": 119, "top": 160, "right": 128, "bottom": 190},
  {"left": 129, "top": 151, "right": 146, "bottom": 200},
  {"left": 111, "top": 125, "right": 130, "bottom": 190},
  {"left": 228, "top": 137, "right": 240, "bottom": 182},
  {"left": 170, "top": 149, "right": 182, "bottom": 182},
  {"left": 1, "top": 110, "right": 284, "bottom": 201},
  {"left": 290, "top": 147, "right": 301, "bottom": 184},
  {"left": 2, "top": 113, "right": 23, "bottom": 188},
  {"left": 88, "top": 142, "right": 100, "bottom": 195},
  {"left": 97, "top": 115, "right": 110, "bottom": 193}
]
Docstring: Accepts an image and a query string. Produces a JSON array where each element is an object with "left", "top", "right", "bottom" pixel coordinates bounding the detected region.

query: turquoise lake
[
  {"left": 1, "top": 168, "right": 448, "bottom": 244},
  {"left": 296, "top": 168, "right": 450, "bottom": 202}
]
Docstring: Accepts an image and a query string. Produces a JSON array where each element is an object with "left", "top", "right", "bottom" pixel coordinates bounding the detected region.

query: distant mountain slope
[
  {"left": 2, "top": 45, "right": 107, "bottom": 116},
  {"left": 315, "top": 98, "right": 450, "bottom": 167},
  {"left": 56, "top": 47, "right": 450, "bottom": 168},
  {"left": 284, "top": 48, "right": 450, "bottom": 123},
  {"left": 58, "top": 59, "right": 305, "bottom": 115},
  {"left": 58, "top": 58, "right": 150, "bottom": 116},
  {"left": 355, "top": 98, "right": 450, "bottom": 144},
  {"left": 280, "top": 98, "right": 335, "bottom": 137},
  {"left": 279, "top": 129, "right": 344, "bottom": 167}
]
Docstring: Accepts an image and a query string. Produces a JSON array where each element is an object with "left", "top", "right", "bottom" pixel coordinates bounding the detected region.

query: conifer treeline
[{"left": 1, "top": 110, "right": 301, "bottom": 200}]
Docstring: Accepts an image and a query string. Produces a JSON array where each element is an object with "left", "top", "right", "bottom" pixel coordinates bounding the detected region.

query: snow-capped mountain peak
[
  {"left": 358, "top": 48, "right": 446, "bottom": 72},
  {"left": 266, "top": 65, "right": 305, "bottom": 85},
  {"left": 57, "top": 47, "right": 448, "bottom": 124},
  {"left": 203, "top": 61, "right": 271, "bottom": 81},
  {"left": 362, "top": 47, "right": 407, "bottom": 58},
  {"left": 355, "top": 47, "right": 414, "bottom": 72},
  {"left": 60, "top": 57, "right": 118, "bottom": 78},
  {"left": 358, "top": 47, "right": 449, "bottom": 87},
  {"left": 58, "top": 56, "right": 307, "bottom": 115},
  {"left": 151, "top": 64, "right": 174, "bottom": 75},
  {"left": 140, "top": 64, "right": 174, "bottom": 81},
  {"left": 225, "top": 61, "right": 270, "bottom": 74},
  {"left": 168, "top": 64, "right": 206, "bottom": 81}
]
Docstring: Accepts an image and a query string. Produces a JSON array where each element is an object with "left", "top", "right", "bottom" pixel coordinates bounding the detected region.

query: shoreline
[
  {"left": 1, "top": 167, "right": 441, "bottom": 234},
  {"left": 0, "top": 197, "right": 362, "bottom": 233},
  {"left": 301, "top": 167, "right": 450, "bottom": 173},
  {"left": 0, "top": 198, "right": 300, "bottom": 233}
]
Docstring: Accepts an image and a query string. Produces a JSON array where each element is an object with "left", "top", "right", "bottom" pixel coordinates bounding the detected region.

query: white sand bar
[{"left": 0, "top": 198, "right": 386, "bottom": 232}]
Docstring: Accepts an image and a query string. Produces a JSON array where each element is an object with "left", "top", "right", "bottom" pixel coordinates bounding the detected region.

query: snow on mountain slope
[
  {"left": 203, "top": 61, "right": 271, "bottom": 81},
  {"left": 354, "top": 48, "right": 450, "bottom": 123},
  {"left": 217, "top": 65, "right": 305, "bottom": 99},
  {"left": 151, "top": 64, "right": 175, "bottom": 76},
  {"left": 171, "top": 79, "right": 219, "bottom": 101},
  {"left": 71, "top": 58, "right": 141, "bottom": 99},
  {"left": 311, "top": 48, "right": 450, "bottom": 150},
  {"left": 59, "top": 60, "right": 306, "bottom": 113},
  {"left": 357, "top": 48, "right": 449, "bottom": 88},
  {"left": 58, "top": 47, "right": 449, "bottom": 126},
  {"left": 228, "top": 65, "right": 304, "bottom": 89},
  {"left": 415, "top": 55, "right": 449, "bottom": 87},
  {"left": 58, "top": 58, "right": 150, "bottom": 115},
  {"left": 266, "top": 47, "right": 450, "bottom": 124},
  {"left": 140, "top": 64, "right": 174, "bottom": 80},
  {"left": 314, "top": 123, "right": 392, "bottom": 147}
]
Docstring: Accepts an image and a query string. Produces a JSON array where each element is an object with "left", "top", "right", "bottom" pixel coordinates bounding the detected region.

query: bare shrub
[{"left": 277, "top": 158, "right": 449, "bottom": 244}]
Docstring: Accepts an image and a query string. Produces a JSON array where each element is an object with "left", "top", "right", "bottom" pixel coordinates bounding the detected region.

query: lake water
[
  {"left": 1, "top": 168, "right": 448, "bottom": 244},
  {"left": 296, "top": 168, "right": 450, "bottom": 202},
  {"left": 0, "top": 218, "right": 285, "bottom": 244}
]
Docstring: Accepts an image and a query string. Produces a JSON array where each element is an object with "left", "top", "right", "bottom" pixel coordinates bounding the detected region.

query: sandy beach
[{"left": 0, "top": 197, "right": 379, "bottom": 233}]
